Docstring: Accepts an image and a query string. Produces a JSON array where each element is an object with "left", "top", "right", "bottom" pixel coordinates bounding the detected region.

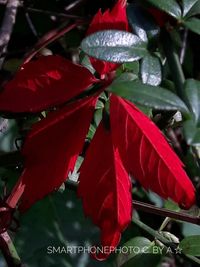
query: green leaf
[
  {"left": 184, "top": 79, "right": 200, "bottom": 125},
  {"left": 164, "top": 200, "right": 180, "bottom": 212},
  {"left": 81, "top": 30, "right": 148, "bottom": 63},
  {"left": 183, "top": 120, "right": 200, "bottom": 145},
  {"left": 183, "top": 0, "right": 200, "bottom": 17},
  {"left": 182, "top": 0, "right": 199, "bottom": 17},
  {"left": 140, "top": 54, "right": 162, "bottom": 86},
  {"left": 117, "top": 236, "right": 151, "bottom": 266},
  {"left": 107, "top": 80, "right": 189, "bottom": 112},
  {"left": 117, "top": 237, "right": 161, "bottom": 267},
  {"left": 127, "top": 3, "right": 160, "bottom": 42},
  {"left": 180, "top": 235, "right": 200, "bottom": 256},
  {"left": 145, "top": 0, "right": 182, "bottom": 18},
  {"left": 123, "top": 61, "right": 140, "bottom": 74},
  {"left": 184, "top": 18, "right": 200, "bottom": 35},
  {"left": 115, "top": 72, "right": 138, "bottom": 82}
]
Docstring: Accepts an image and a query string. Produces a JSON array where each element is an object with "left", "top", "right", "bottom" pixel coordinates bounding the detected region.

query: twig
[
  {"left": 180, "top": 29, "right": 188, "bottom": 65},
  {"left": 0, "top": 0, "right": 20, "bottom": 69},
  {"left": 26, "top": 7, "right": 87, "bottom": 21},
  {"left": 64, "top": 0, "right": 89, "bottom": 12},
  {"left": 24, "top": 11, "right": 38, "bottom": 37},
  {"left": 132, "top": 200, "right": 200, "bottom": 225},
  {"left": 66, "top": 181, "right": 200, "bottom": 225}
]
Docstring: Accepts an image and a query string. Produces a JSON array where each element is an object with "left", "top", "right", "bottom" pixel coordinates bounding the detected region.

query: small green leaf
[
  {"left": 123, "top": 61, "right": 140, "bottom": 74},
  {"left": 182, "top": 0, "right": 199, "bottom": 17},
  {"left": 180, "top": 235, "right": 200, "bottom": 256},
  {"left": 140, "top": 54, "right": 162, "bottom": 86},
  {"left": 184, "top": 18, "right": 200, "bottom": 35},
  {"left": 81, "top": 30, "right": 148, "bottom": 63},
  {"left": 145, "top": 0, "right": 182, "bottom": 18},
  {"left": 184, "top": 79, "right": 200, "bottom": 125},
  {"left": 107, "top": 80, "right": 189, "bottom": 113},
  {"left": 164, "top": 200, "right": 180, "bottom": 212},
  {"left": 127, "top": 4, "right": 160, "bottom": 42}
]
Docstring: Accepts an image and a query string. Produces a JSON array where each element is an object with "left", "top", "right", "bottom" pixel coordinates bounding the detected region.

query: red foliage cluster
[{"left": 0, "top": 0, "right": 195, "bottom": 260}]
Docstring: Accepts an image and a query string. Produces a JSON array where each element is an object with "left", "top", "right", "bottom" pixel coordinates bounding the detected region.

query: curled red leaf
[
  {"left": 87, "top": 0, "right": 129, "bottom": 76},
  {"left": 0, "top": 55, "right": 98, "bottom": 113},
  {"left": 78, "top": 122, "right": 132, "bottom": 260},
  {"left": 110, "top": 95, "right": 195, "bottom": 209}
]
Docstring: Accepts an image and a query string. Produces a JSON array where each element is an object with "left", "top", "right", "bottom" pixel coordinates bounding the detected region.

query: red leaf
[
  {"left": 16, "top": 96, "right": 96, "bottom": 212},
  {"left": 0, "top": 55, "right": 98, "bottom": 113},
  {"left": 78, "top": 122, "right": 132, "bottom": 260},
  {"left": 110, "top": 95, "right": 195, "bottom": 209},
  {"left": 87, "top": 0, "right": 129, "bottom": 76}
]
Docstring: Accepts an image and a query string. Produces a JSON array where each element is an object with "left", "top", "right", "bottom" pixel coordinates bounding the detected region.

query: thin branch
[
  {"left": 26, "top": 7, "right": 87, "bottom": 21},
  {"left": 24, "top": 11, "right": 38, "bottom": 37},
  {"left": 180, "top": 29, "right": 188, "bottom": 65},
  {"left": 0, "top": 0, "right": 20, "bottom": 69},
  {"left": 64, "top": 0, "right": 89, "bottom": 12},
  {"left": 132, "top": 200, "right": 200, "bottom": 225},
  {"left": 66, "top": 181, "right": 200, "bottom": 225}
]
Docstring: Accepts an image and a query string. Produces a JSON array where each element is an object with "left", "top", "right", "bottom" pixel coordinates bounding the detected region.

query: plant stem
[
  {"left": 0, "top": 231, "right": 22, "bottom": 266},
  {"left": 132, "top": 200, "right": 200, "bottom": 225},
  {"left": 132, "top": 217, "right": 173, "bottom": 246},
  {"left": 65, "top": 180, "right": 200, "bottom": 225},
  {"left": 132, "top": 217, "right": 200, "bottom": 265}
]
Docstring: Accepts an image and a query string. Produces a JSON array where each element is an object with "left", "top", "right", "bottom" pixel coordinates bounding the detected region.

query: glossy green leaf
[
  {"left": 184, "top": 0, "right": 200, "bottom": 17},
  {"left": 81, "top": 30, "right": 148, "bottom": 63},
  {"left": 140, "top": 54, "right": 162, "bottom": 86},
  {"left": 183, "top": 120, "right": 200, "bottom": 145},
  {"left": 184, "top": 18, "right": 200, "bottom": 35},
  {"left": 145, "top": 0, "right": 182, "bottom": 18},
  {"left": 127, "top": 3, "right": 160, "bottom": 42},
  {"left": 182, "top": 0, "right": 199, "bottom": 17},
  {"left": 117, "top": 237, "right": 161, "bottom": 267},
  {"left": 107, "top": 80, "right": 189, "bottom": 112},
  {"left": 180, "top": 235, "right": 200, "bottom": 256},
  {"left": 184, "top": 79, "right": 200, "bottom": 124},
  {"left": 117, "top": 236, "right": 151, "bottom": 266}
]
